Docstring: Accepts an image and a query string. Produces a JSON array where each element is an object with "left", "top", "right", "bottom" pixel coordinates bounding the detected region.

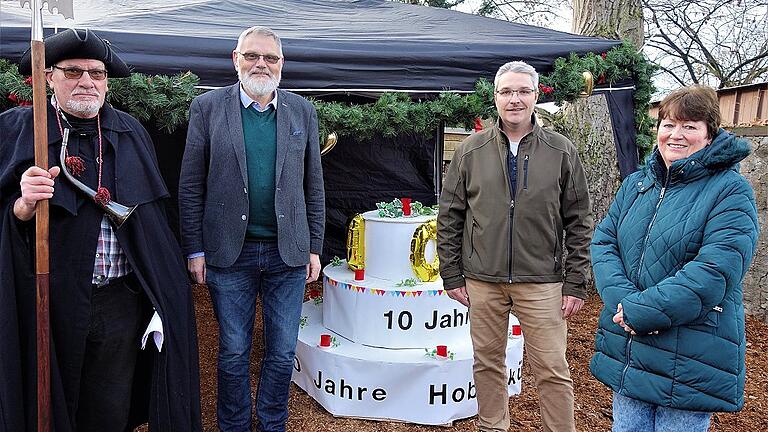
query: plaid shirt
[{"left": 92, "top": 215, "right": 131, "bottom": 285}]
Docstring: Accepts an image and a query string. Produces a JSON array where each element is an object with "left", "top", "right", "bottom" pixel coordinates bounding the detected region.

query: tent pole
[{"left": 433, "top": 121, "right": 445, "bottom": 203}]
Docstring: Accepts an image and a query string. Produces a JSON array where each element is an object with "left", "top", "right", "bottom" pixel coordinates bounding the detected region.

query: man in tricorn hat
[{"left": 0, "top": 29, "right": 201, "bottom": 431}]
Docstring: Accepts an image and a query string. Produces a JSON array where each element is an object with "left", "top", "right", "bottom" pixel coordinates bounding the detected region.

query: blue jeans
[
  {"left": 612, "top": 392, "right": 712, "bottom": 432},
  {"left": 207, "top": 241, "right": 306, "bottom": 432}
]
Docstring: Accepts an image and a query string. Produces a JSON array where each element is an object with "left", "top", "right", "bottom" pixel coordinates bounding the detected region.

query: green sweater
[{"left": 241, "top": 105, "right": 277, "bottom": 239}]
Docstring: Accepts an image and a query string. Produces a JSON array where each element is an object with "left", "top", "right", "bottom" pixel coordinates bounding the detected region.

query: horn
[
  {"left": 320, "top": 132, "right": 338, "bottom": 156},
  {"left": 59, "top": 129, "right": 137, "bottom": 228},
  {"left": 580, "top": 71, "right": 594, "bottom": 97}
]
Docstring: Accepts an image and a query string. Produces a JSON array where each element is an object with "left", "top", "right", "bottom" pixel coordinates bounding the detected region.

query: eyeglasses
[
  {"left": 51, "top": 65, "right": 108, "bottom": 81},
  {"left": 495, "top": 88, "right": 536, "bottom": 98},
  {"left": 236, "top": 52, "right": 282, "bottom": 64}
]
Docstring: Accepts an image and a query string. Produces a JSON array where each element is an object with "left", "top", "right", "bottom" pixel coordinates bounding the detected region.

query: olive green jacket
[{"left": 437, "top": 118, "right": 593, "bottom": 298}]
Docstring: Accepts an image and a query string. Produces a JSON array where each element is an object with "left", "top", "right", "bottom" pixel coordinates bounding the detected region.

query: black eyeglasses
[
  {"left": 235, "top": 52, "right": 282, "bottom": 64},
  {"left": 52, "top": 65, "right": 108, "bottom": 81}
]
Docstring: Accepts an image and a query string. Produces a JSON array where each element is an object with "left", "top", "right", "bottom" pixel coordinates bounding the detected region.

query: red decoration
[
  {"left": 354, "top": 268, "right": 365, "bottom": 281},
  {"left": 8, "top": 93, "right": 32, "bottom": 106},
  {"left": 94, "top": 187, "right": 111, "bottom": 206},
  {"left": 309, "top": 288, "right": 321, "bottom": 299},
  {"left": 24, "top": 76, "right": 33, "bottom": 86},
  {"left": 601, "top": 52, "right": 607, "bottom": 60},
  {"left": 512, "top": 324, "right": 522, "bottom": 336},
  {"left": 65, "top": 155, "right": 86, "bottom": 177},
  {"left": 598, "top": 74, "right": 606, "bottom": 85},
  {"left": 436, "top": 345, "right": 448, "bottom": 357},
  {"left": 319, "top": 334, "right": 331, "bottom": 347},
  {"left": 473, "top": 117, "right": 483, "bottom": 132},
  {"left": 538, "top": 84, "right": 554, "bottom": 95},
  {"left": 401, "top": 198, "right": 412, "bottom": 216}
]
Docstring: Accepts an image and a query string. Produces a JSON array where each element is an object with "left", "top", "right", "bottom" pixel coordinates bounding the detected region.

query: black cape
[{"left": 0, "top": 102, "right": 201, "bottom": 431}]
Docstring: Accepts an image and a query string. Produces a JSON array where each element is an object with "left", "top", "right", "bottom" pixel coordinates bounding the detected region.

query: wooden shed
[{"left": 650, "top": 82, "right": 768, "bottom": 128}]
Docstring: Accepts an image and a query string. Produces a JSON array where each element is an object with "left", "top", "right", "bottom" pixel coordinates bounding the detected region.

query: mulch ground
[{"left": 190, "top": 282, "right": 768, "bottom": 432}]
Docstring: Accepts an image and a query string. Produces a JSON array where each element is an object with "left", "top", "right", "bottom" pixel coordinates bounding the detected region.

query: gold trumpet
[
  {"left": 580, "top": 71, "right": 595, "bottom": 97},
  {"left": 59, "top": 129, "right": 137, "bottom": 228},
  {"left": 320, "top": 132, "right": 338, "bottom": 156}
]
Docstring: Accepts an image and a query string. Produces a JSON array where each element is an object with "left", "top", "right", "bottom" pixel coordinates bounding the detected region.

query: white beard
[
  {"left": 65, "top": 99, "right": 101, "bottom": 118},
  {"left": 239, "top": 69, "right": 280, "bottom": 97}
]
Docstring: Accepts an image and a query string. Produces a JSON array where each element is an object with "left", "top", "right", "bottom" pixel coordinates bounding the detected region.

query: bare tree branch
[
  {"left": 643, "top": 0, "right": 768, "bottom": 89},
  {"left": 400, "top": 0, "right": 768, "bottom": 91}
]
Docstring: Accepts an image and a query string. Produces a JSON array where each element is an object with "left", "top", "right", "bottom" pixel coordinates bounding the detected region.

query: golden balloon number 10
[
  {"left": 409, "top": 219, "right": 440, "bottom": 282},
  {"left": 384, "top": 310, "right": 413, "bottom": 330},
  {"left": 346, "top": 214, "right": 365, "bottom": 270}
]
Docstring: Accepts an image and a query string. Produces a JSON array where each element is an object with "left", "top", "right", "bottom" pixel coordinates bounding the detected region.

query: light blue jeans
[
  {"left": 207, "top": 241, "right": 306, "bottom": 432},
  {"left": 612, "top": 392, "right": 712, "bottom": 432}
]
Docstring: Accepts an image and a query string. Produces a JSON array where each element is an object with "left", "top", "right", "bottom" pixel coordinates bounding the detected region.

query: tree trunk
[
  {"left": 553, "top": 97, "right": 621, "bottom": 226},
  {"left": 564, "top": 0, "right": 644, "bottom": 292},
  {"left": 572, "top": 0, "right": 644, "bottom": 48},
  {"left": 569, "top": 0, "right": 768, "bottom": 323}
]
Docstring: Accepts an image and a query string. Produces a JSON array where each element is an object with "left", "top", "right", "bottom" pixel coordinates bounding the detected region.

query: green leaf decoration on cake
[
  {"left": 396, "top": 278, "right": 422, "bottom": 287},
  {"left": 411, "top": 201, "right": 439, "bottom": 216},
  {"left": 376, "top": 199, "right": 438, "bottom": 218},
  {"left": 329, "top": 256, "right": 343, "bottom": 267},
  {"left": 424, "top": 348, "right": 455, "bottom": 360},
  {"left": 376, "top": 199, "right": 404, "bottom": 218}
]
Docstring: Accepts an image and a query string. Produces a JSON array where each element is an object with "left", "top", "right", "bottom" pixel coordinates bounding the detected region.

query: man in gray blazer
[{"left": 179, "top": 26, "right": 324, "bottom": 432}]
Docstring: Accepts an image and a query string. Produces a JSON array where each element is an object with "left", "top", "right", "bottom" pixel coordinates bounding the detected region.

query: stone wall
[{"left": 740, "top": 133, "right": 768, "bottom": 322}]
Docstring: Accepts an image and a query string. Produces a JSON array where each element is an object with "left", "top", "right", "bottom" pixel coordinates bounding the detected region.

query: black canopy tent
[
  {"left": 1, "top": 0, "right": 622, "bottom": 91},
  {"left": 1, "top": 0, "right": 635, "bottom": 261}
]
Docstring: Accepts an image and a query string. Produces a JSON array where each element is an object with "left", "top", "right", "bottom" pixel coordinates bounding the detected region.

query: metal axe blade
[{"left": 18, "top": 0, "right": 74, "bottom": 19}]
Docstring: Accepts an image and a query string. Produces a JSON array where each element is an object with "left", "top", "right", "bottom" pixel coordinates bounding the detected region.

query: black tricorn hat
[{"left": 18, "top": 28, "right": 131, "bottom": 77}]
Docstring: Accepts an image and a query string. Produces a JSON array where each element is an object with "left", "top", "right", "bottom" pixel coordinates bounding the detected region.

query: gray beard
[
  {"left": 239, "top": 70, "right": 280, "bottom": 97},
  {"left": 65, "top": 99, "right": 101, "bottom": 118}
]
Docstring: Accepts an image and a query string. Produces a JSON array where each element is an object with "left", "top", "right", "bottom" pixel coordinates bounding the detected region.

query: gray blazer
[{"left": 179, "top": 84, "right": 325, "bottom": 268}]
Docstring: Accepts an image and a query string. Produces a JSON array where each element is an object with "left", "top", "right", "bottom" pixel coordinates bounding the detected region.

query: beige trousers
[{"left": 466, "top": 279, "right": 575, "bottom": 432}]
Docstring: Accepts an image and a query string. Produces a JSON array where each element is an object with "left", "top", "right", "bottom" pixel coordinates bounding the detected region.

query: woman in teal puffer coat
[{"left": 590, "top": 85, "right": 759, "bottom": 432}]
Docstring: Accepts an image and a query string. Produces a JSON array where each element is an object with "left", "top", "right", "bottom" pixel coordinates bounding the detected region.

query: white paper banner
[
  {"left": 293, "top": 301, "right": 524, "bottom": 425},
  {"left": 322, "top": 268, "right": 468, "bottom": 349}
]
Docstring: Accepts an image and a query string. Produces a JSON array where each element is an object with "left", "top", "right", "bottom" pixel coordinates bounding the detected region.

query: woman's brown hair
[{"left": 657, "top": 85, "right": 720, "bottom": 138}]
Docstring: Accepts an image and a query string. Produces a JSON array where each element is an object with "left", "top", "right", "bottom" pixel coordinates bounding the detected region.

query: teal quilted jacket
[{"left": 589, "top": 129, "right": 759, "bottom": 412}]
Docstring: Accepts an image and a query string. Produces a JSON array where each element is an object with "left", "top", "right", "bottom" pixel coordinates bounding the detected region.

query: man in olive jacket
[{"left": 437, "top": 61, "right": 593, "bottom": 432}]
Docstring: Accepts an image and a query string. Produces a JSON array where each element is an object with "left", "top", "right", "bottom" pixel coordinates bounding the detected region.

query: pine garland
[
  {"left": 0, "top": 60, "right": 33, "bottom": 111},
  {"left": 0, "top": 59, "right": 203, "bottom": 133},
  {"left": 313, "top": 82, "right": 496, "bottom": 141},
  {"left": 107, "top": 71, "right": 202, "bottom": 133},
  {"left": 540, "top": 41, "right": 657, "bottom": 156},
  {"left": 1, "top": 43, "right": 655, "bottom": 154}
]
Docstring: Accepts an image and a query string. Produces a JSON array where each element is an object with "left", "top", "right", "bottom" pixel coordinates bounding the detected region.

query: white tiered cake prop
[{"left": 292, "top": 210, "right": 524, "bottom": 425}]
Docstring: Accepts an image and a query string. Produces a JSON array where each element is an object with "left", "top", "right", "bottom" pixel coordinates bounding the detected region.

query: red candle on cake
[
  {"left": 436, "top": 345, "right": 448, "bottom": 357},
  {"left": 512, "top": 324, "right": 522, "bottom": 336},
  {"left": 401, "top": 198, "right": 412, "bottom": 216},
  {"left": 354, "top": 268, "right": 365, "bottom": 280},
  {"left": 320, "top": 334, "right": 332, "bottom": 347}
]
